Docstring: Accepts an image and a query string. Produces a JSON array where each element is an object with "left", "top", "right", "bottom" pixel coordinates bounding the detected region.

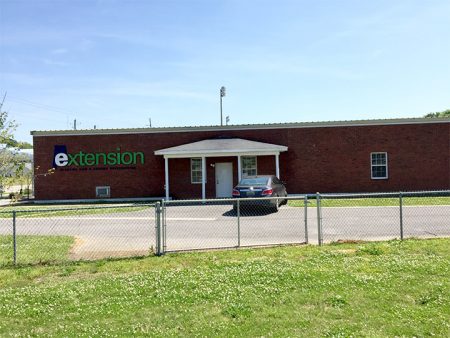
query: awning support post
[
  {"left": 275, "top": 153, "right": 280, "bottom": 179},
  {"left": 237, "top": 155, "right": 242, "bottom": 182},
  {"left": 164, "top": 157, "right": 169, "bottom": 200},
  {"left": 201, "top": 156, "right": 206, "bottom": 200}
]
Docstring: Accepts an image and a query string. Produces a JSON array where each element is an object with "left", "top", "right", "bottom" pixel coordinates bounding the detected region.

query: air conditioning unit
[{"left": 96, "top": 186, "right": 110, "bottom": 198}]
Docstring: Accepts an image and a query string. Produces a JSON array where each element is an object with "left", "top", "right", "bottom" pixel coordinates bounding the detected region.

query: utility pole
[
  {"left": 73, "top": 119, "right": 77, "bottom": 130},
  {"left": 220, "top": 86, "right": 226, "bottom": 126}
]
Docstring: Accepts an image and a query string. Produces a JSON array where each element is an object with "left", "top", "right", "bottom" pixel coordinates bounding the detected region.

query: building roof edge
[{"left": 30, "top": 117, "right": 450, "bottom": 137}]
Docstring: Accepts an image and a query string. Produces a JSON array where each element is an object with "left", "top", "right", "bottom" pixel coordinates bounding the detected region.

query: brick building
[{"left": 31, "top": 118, "right": 450, "bottom": 201}]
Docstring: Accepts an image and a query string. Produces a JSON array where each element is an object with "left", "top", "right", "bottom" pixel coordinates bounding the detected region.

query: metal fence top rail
[
  {"left": 318, "top": 190, "right": 450, "bottom": 198},
  {"left": 162, "top": 190, "right": 450, "bottom": 204},
  {"left": 0, "top": 203, "right": 155, "bottom": 214},
  {"left": 163, "top": 195, "right": 307, "bottom": 204}
]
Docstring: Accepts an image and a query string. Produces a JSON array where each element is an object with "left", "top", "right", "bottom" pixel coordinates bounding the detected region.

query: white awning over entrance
[
  {"left": 154, "top": 138, "right": 288, "bottom": 158},
  {"left": 154, "top": 138, "right": 288, "bottom": 200}
]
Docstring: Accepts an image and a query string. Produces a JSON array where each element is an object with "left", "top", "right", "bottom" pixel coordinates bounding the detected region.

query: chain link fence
[
  {"left": 160, "top": 197, "right": 307, "bottom": 252},
  {"left": 318, "top": 193, "right": 401, "bottom": 244},
  {"left": 0, "top": 204, "right": 155, "bottom": 266},
  {"left": 1, "top": 190, "right": 449, "bottom": 265},
  {"left": 316, "top": 191, "right": 450, "bottom": 244},
  {"left": 156, "top": 191, "right": 450, "bottom": 253},
  {"left": 402, "top": 191, "right": 450, "bottom": 239}
]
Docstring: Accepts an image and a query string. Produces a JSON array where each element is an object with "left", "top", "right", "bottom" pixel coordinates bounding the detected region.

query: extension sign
[{"left": 53, "top": 145, "right": 145, "bottom": 169}]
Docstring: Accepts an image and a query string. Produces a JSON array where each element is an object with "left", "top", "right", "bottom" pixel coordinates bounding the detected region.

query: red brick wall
[{"left": 33, "top": 122, "right": 450, "bottom": 200}]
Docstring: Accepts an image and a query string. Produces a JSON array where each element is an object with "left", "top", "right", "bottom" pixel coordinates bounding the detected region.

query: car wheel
[
  {"left": 281, "top": 193, "right": 288, "bottom": 205},
  {"left": 273, "top": 197, "right": 280, "bottom": 212}
]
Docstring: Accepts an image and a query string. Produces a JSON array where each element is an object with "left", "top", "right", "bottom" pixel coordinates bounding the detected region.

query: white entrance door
[{"left": 215, "top": 162, "right": 233, "bottom": 198}]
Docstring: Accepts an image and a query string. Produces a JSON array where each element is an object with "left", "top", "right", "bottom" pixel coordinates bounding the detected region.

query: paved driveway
[{"left": 0, "top": 204, "right": 449, "bottom": 259}]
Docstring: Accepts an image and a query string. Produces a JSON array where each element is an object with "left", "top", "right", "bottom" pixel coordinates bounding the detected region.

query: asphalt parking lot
[{"left": 1, "top": 204, "right": 449, "bottom": 259}]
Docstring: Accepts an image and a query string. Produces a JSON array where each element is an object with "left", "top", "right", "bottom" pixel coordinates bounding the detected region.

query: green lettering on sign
[{"left": 54, "top": 147, "right": 146, "bottom": 167}]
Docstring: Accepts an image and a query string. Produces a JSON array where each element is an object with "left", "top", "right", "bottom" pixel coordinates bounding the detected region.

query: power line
[{"left": 7, "top": 96, "right": 75, "bottom": 115}]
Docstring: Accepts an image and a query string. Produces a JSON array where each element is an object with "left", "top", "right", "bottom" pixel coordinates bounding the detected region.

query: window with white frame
[
  {"left": 241, "top": 156, "right": 257, "bottom": 177},
  {"left": 191, "top": 158, "right": 204, "bottom": 184},
  {"left": 371, "top": 152, "right": 388, "bottom": 179}
]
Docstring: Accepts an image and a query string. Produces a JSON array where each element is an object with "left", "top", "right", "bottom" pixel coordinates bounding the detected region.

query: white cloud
[
  {"left": 50, "top": 48, "right": 68, "bottom": 54},
  {"left": 65, "top": 80, "right": 212, "bottom": 100},
  {"left": 2, "top": 72, "right": 53, "bottom": 86},
  {"left": 43, "top": 59, "right": 70, "bottom": 66}
]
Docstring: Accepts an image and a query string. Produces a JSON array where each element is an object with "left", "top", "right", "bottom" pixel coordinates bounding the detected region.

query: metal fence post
[
  {"left": 162, "top": 200, "right": 166, "bottom": 254},
  {"left": 316, "top": 193, "right": 323, "bottom": 246},
  {"left": 237, "top": 199, "right": 241, "bottom": 247},
  {"left": 12, "top": 211, "right": 17, "bottom": 265},
  {"left": 155, "top": 202, "right": 162, "bottom": 256},
  {"left": 399, "top": 192, "right": 404, "bottom": 240},
  {"left": 304, "top": 195, "right": 308, "bottom": 244}
]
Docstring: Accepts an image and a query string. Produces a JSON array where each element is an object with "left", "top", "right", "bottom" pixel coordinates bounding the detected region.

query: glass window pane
[
  {"left": 242, "top": 156, "right": 257, "bottom": 177},
  {"left": 240, "top": 177, "right": 269, "bottom": 185},
  {"left": 372, "top": 153, "right": 387, "bottom": 165},
  {"left": 243, "top": 169, "right": 257, "bottom": 177},
  {"left": 372, "top": 165, "right": 387, "bottom": 178},
  {"left": 192, "top": 158, "right": 201, "bottom": 170},
  {"left": 191, "top": 158, "right": 203, "bottom": 183}
]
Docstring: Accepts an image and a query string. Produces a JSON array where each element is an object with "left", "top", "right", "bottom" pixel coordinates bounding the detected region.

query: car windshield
[{"left": 239, "top": 177, "right": 269, "bottom": 185}]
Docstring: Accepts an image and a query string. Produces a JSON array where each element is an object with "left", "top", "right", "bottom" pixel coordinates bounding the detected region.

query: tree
[
  {"left": 0, "top": 111, "right": 53, "bottom": 199},
  {"left": 0, "top": 111, "right": 22, "bottom": 190},
  {"left": 0, "top": 111, "right": 18, "bottom": 147},
  {"left": 424, "top": 109, "right": 450, "bottom": 118},
  {"left": 16, "top": 141, "right": 33, "bottom": 149}
]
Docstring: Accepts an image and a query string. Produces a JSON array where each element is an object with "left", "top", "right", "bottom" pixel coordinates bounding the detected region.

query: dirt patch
[
  {"left": 70, "top": 250, "right": 150, "bottom": 261},
  {"left": 333, "top": 239, "right": 365, "bottom": 244},
  {"left": 69, "top": 237, "right": 85, "bottom": 259}
]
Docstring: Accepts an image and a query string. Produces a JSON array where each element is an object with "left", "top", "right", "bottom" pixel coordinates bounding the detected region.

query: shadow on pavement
[{"left": 222, "top": 207, "right": 276, "bottom": 217}]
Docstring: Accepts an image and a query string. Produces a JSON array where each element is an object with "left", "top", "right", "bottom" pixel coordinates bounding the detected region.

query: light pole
[{"left": 220, "top": 86, "right": 226, "bottom": 126}]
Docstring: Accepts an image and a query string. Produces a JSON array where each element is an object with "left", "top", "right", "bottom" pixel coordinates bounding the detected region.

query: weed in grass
[
  {"left": 325, "top": 326, "right": 356, "bottom": 338},
  {"left": 222, "top": 302, "right": 252, "bottom": 319},
  {"left": 58, "top": 266, "right": 76, "bottom": 277},
  {"left": 326, "top": 295, "right": 347, "bottom": 308},
  {"left": 356, "top": 244, "right": 384, "bottom": 256},
  {"left": 88, "top": 260, "right": 107, "bottom": 274},
  {"left": 416, "top": 287, "right": 446, "bottom": 306}
]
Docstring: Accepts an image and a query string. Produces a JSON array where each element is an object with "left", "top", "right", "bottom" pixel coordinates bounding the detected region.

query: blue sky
[{"left": 1, "top": 0, "right": 450, "bottom": 142}]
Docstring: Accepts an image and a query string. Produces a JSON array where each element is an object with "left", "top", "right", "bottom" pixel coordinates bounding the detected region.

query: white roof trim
[
  {"left": 161, "top": 151, "right": 283, "bottom": 158},
  {"left": 31, "top": 117, "right": 450, "bottom": 137}
]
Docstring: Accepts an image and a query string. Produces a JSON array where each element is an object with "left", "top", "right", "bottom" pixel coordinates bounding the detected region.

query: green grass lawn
[
  {"left": 0, "top": 235, "right": 74, "bottom": 266},
  {"left": 0, "top": 204, "right": 152, "bottom": 218},
  {"left": 0, "top": 238, "right": 448, "bottom": 336},
  {"left": 289, "top": 196, "right": 450, "bottom": 207}
]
